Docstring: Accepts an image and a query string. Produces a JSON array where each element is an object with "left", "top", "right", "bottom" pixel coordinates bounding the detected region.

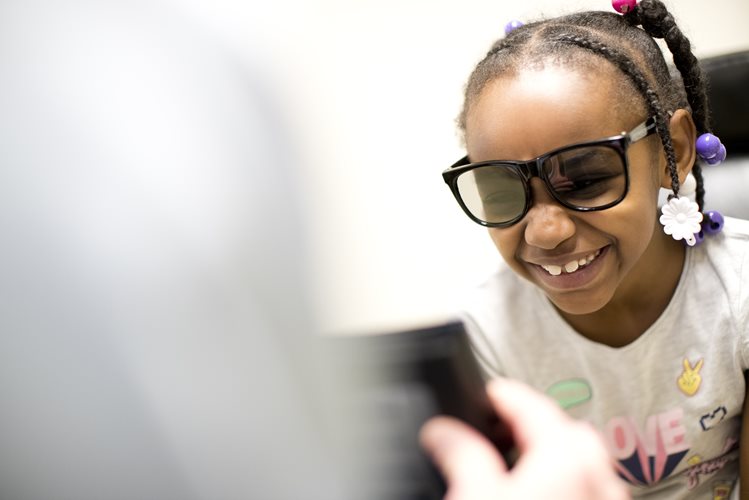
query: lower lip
[{"left": 532, "top": 246, "right": 610, "bottom": 290}]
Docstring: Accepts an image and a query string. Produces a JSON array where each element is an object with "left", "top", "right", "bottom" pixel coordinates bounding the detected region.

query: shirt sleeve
[
  {"left": 738, "top": 236, "right": 749, "bottom": 370},
  {"left": 724, "top": 219, "right": 749, "bottom": 370}
]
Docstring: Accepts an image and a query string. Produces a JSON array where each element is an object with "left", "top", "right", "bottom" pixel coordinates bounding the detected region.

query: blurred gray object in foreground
[{"left": 0, "top": 1, "right": 348, "bottom": 499}]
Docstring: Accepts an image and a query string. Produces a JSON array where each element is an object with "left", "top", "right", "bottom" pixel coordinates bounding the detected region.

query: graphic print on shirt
[
  {"left": 700, "top": 406, "right": 727, "bottom": 431},
  {"left": 603, "top": 407, "right": 689, "bottom": 486},
  {"left": 677, "top": 357, "right": 704, "bottom": 396},
  {"left": 712, "top": 481, "right": 732, "bottom": 500},
  {"left": 545, "top": 379, "right": 592, "bottom": 409},
  {"left": 682, "top": 437, "right": 739, "bottom": 490}
]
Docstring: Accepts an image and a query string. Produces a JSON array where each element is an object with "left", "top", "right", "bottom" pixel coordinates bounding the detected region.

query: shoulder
[
  {"left": 699, "top": 216, "right": 749, "bottom": 277},
  {"left": 693, "top": 215, "right": 749, "bottom": 328},
  {"left": 716, "top": 215, "right": 749, "bottom": 243}
]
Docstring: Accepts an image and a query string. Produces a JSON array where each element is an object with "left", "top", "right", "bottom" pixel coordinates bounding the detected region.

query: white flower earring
[{"left": 660, "top": 195, "right": 702, "bottom": 246}]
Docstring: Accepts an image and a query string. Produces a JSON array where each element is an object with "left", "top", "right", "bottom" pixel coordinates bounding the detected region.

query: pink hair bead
[{"left": 612, "top": 0, "right": 637, "bottom": 14}]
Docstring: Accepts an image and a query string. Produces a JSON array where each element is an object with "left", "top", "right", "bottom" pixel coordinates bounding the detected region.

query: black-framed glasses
[{"left": 442, "top": 117, "right": 657, "bottom": 228}]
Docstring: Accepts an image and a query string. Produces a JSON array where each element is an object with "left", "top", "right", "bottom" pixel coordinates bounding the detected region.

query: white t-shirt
[{"left": 461, "top": 216, "right": 749, "bottom": 499}]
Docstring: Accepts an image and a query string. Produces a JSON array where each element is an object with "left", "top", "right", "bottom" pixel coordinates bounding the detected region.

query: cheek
[
  {"left": 607, "top": 156, "right": 661, "bottom": 244},
  {"left": 607, "top": 202, "right": 658, "bottom": 247},
  {"left": 631, "top": 148, "right": 664, "bottom": 200},
  {"left": 587, "top": 178, "right": 660, "bottom": 258},
  {"left": 488, "top": 228, "right": 528, "bottom": 272}
]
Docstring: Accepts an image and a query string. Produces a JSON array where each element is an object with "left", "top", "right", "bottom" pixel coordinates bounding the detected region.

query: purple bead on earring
[
  {"left": 693, "top": 228, "right": 705, "bottom": 246},
  {"left": 703, "top": 210, "right": 724, "bottom": 235},
  {"left": 504, "top": 20, "right": 523, "bottom": 35},
  {"left": 612, "top": 0, "right": 637, "bottom": 14}
]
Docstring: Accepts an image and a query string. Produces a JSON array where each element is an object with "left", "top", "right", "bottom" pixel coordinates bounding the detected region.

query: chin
[{"left": 547, "top": 291, "right": 612, "bottom": 317}]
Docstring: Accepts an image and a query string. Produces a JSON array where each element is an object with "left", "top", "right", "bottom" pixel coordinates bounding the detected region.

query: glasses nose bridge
[
  {"left": 516, "top": 158, "right": 543, "bottom": 182},
  {"left": 522, "top": 155, "right": 568, "bottom": 211},
  {"left": 517, "top": 158, "right": 550, "bottom": 203}
]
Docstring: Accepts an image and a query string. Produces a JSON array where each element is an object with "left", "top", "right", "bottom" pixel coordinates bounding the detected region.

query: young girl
[{"left": 441, "top": 0, "right": 748, "bottom": 498}]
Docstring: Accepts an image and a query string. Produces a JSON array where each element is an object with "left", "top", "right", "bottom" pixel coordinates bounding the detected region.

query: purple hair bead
[
  {"left": 697, "top": 133, "right": 727, "bottom": 165},
  {"left": 704, "top": 144, "right": 726, "bottom": 165},
  {"left": 703, "top": 210, "right": 724, "bottom": 235},
  {"left": 696, "top": 133, "right": 722, "bottom": 159},
  {"left": 504, "top": 20, "right": 523, "bottom": 35},
  {"left": 717, "top": 144, "right": 727, "bottom": 162},
  {"left": 612, "top": 0, "right": 637, "bottom": 14}
]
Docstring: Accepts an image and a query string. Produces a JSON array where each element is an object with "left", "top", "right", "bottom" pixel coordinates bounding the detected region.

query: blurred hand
[{"left": 420, "top": 378, "right": 630, "bottom": 500}]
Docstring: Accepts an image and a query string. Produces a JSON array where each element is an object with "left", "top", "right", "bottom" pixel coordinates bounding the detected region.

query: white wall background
[{"left": 166, "top": 0, "right": 749, "bottom": 334}]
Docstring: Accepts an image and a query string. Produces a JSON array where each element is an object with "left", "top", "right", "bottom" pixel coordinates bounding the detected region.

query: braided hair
[{"left": 458, "top": 0, "right": 711, "bottom": 211}]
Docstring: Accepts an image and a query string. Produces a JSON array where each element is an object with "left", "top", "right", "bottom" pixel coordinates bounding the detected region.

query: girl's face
[{"left": 465, "top": 66, "right": 671, "bottom": 316}]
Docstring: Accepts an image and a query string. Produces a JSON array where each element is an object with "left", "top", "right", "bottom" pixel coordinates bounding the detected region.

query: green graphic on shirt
[{"left": 546, "top": 379, "right": 592, "bottom": 409}]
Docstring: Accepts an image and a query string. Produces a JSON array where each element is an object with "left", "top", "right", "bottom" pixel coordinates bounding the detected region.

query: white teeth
[
  {"left": 541, "top": 249, "right": 602, "bottom": 276},
  {"left": 545, "top": 265, "right": 562, "bottom": 276},
  {"left": 564, "top": 260, "right": 579, "bottom": 273}
]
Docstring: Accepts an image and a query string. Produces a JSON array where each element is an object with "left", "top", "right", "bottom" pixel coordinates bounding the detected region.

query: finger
[
  {"left": 420, "top": 415, "right": 508, "bottom": 489},
  {"left": 485, "top": 378, "right": 570, "bottom": 448}
]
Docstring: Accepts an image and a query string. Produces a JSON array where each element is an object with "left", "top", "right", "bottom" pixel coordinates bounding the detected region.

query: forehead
[{"left": 465, "top": 65, "right": 635, "bottom": 162}]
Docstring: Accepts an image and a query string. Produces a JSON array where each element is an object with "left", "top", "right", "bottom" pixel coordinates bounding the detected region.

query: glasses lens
[
  {"left": 542, "top": 145, "right": 626, "bottom": 208},
  {"left": 456, "top": 165, "right": 526, "bottom": 224}
]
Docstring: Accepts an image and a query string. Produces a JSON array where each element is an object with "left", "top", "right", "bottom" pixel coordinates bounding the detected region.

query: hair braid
[
  {"left": 552, "top": 33, "right": 681, "bottom": 196},
  {"left": 625, "top": 0, "right": 709, "bottom": 209}
]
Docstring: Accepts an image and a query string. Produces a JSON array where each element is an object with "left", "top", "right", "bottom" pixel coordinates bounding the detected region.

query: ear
[{"left": 659, "top": 109, "right": 697, "bottom": 190}]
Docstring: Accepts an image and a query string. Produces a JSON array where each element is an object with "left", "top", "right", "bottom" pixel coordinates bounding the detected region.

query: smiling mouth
[{"left": 539, "top": 249, "right": 602, "bottom": 276}]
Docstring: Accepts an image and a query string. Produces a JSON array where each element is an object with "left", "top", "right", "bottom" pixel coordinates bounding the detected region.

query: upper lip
[{"left": 525, "top": 246, "right": 606, "bottom": 267}]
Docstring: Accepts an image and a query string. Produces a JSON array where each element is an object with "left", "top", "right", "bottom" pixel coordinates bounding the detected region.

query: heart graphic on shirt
[{"left": 699, "top": 406, "right": 727, "bottom": 431}]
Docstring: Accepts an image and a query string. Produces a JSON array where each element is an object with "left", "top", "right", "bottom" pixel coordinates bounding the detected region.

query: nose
[{"left": 523, "top": 179, "right": 575, "bottom": 249}]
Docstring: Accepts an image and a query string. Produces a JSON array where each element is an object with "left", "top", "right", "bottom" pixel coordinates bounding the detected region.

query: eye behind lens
[
  {"left": 456, "top": 165, "right": 527, "bottom": 225},
  {"left": 543, "top": 145, "right": 627, "bottom": 209}
]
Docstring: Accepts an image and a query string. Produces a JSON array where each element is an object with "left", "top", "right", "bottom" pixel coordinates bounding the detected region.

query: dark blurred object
[
  {"left": 698, "top": 50, "right": 749, "bottom": 218},
  {"left": 323, "top": 321, "right": 515, "bottom": 500},
  {"left": 703, "top": 50, "right": 749, "bottom": 155}
]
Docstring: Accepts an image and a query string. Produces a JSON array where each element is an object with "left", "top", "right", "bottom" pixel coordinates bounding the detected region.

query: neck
[{"left": 558, "top": 223, "right": 686, "bottom": 348}]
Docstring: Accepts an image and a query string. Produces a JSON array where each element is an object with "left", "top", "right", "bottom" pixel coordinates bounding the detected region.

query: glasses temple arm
[{"left": 628, "top": 117, "right": 657, "bottom": 142}]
